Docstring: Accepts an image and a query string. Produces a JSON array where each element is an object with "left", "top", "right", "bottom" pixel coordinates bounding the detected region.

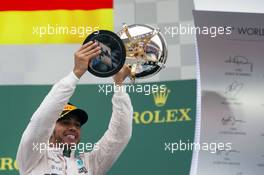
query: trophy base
[{"left": 83, "top": 30, "right": 126, "bottom": 77}]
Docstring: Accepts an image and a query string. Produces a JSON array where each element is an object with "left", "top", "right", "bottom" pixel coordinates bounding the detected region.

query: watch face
[{"left": 83, "top": 30, "right": 126, "bottom": 77}]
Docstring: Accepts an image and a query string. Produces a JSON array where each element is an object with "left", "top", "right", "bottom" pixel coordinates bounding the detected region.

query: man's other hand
[
  {"left": 113, "top": 65, "right": 131, "bottom": 86},
  {"left": 73, "top": 41, "right": 101, "bottom": 79}
]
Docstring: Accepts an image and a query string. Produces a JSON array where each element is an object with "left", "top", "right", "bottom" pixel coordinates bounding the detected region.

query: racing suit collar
[
  {"left": 47, "top": 147, "right": 76, "bottom": 158},
  {"left": 63, "top": 148, "right": 78, "bottom": 158}
]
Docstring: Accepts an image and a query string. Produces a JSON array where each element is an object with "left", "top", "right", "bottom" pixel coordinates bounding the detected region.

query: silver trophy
[{"left": 83, "top": 24, "right": 168, "bottom": 80}]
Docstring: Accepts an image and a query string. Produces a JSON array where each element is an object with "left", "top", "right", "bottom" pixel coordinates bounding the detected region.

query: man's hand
[
  {"left": 73, "top": 41, "right": 101, "bottom": 79},
  {"left": 113, "top": 65, "right": 131, "bottom": 86}
]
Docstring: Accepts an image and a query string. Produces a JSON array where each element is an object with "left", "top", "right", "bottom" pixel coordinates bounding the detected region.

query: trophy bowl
[{"left": 83, "top": 24, "right": 168, "bottom": 79}]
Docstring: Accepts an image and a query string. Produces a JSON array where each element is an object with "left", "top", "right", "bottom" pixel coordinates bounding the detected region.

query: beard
[{"left": 50, "top": 130, "right": 80, "bottom": 149}]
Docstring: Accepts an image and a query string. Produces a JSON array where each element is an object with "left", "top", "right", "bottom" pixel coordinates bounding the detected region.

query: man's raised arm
[
  {"left": 87, "top": 66, "right": 133, "bottom": 175},
  {"left": 16, "top": 41, "right": 101, "bottom": 174}
]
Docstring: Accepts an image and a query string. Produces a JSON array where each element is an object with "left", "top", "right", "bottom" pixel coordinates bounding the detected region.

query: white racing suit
[{"left": 16, "top": 72, "right": 133, "bottom": 175}]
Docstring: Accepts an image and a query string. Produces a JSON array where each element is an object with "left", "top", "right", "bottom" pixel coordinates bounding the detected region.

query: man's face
[{"left": 52, "top": 115, "right": 81, "bottom": 146}]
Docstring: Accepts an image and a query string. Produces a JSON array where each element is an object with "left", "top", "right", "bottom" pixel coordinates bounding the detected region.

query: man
[{"left": 16, "top": 41, "right": 133, "bottom": 175}]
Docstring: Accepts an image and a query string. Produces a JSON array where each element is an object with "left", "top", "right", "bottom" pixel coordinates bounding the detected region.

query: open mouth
[
  {"left": 66, "top": 134, "right": 76, "bottom": 140},
  {"left": 64, "top": 132, "right": 78, "bottom": 142}
]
